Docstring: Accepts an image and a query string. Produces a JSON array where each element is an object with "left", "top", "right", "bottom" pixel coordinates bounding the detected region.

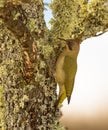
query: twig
[
  {"left": 57, "top": 37, "right": 67, "bottom": 41},
  {"left": 94, "top": 29, "right": 108, "bottom": 37}
]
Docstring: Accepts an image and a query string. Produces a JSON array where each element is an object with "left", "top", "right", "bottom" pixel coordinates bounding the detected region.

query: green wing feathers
[
  {"left": 66, "top": 78, "right": 75, "bottom": 104},
  {"left": 56, "top": 55, "right": 77, "bottom": 107},
  {"left": 63, "top": 55, "right": 77, "bottom": 104}
]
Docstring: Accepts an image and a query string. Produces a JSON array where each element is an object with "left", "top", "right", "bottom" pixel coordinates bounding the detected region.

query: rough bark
[{"left": 0, "top": 0, "right": 65, "bottom": 130}]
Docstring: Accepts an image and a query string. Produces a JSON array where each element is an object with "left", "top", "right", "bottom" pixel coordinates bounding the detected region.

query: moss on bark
[{"left": 0, "top": 0, "right": 65, "bottom": 129}]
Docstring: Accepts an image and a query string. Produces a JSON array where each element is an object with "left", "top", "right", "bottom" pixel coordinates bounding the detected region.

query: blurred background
[
  {"left": 44, "top": 0, "right": 108, "bottom": 129},
  {"left": 60, "top": 33, "right": 108, "bottom": 130}
]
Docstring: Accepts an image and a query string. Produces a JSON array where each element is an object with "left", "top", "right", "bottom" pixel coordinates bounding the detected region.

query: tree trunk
[{"left": 0, "top": 1, "right": 65, "bottom": 129}]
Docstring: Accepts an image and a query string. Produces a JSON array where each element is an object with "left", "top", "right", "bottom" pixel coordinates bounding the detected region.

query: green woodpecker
[{"left": 55, "top": 38, "right": 80, "bottom": 107}]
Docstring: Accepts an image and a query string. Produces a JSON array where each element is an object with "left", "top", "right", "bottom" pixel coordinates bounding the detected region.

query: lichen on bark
[
  {"left": 0, "top": 0, "right": 65, "bottom": 130},
  {"left": 0, "top": 85, "right": 5, "bottom": 130},
  {"left": 50, "top": 0, "right": 108, "bottom": 40}
]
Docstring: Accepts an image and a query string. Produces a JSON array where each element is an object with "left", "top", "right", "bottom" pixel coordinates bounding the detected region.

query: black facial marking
[
  {"left": 67, "top": 43, "right": 72, "bottom": 50},
  {"left": 66, "top": 40, "right": 73, "bottom": 50}
]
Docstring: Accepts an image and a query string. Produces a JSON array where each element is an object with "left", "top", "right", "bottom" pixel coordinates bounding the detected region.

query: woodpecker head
[{"left": 58, "top": 38, "right": 80, "bottom": 51}]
